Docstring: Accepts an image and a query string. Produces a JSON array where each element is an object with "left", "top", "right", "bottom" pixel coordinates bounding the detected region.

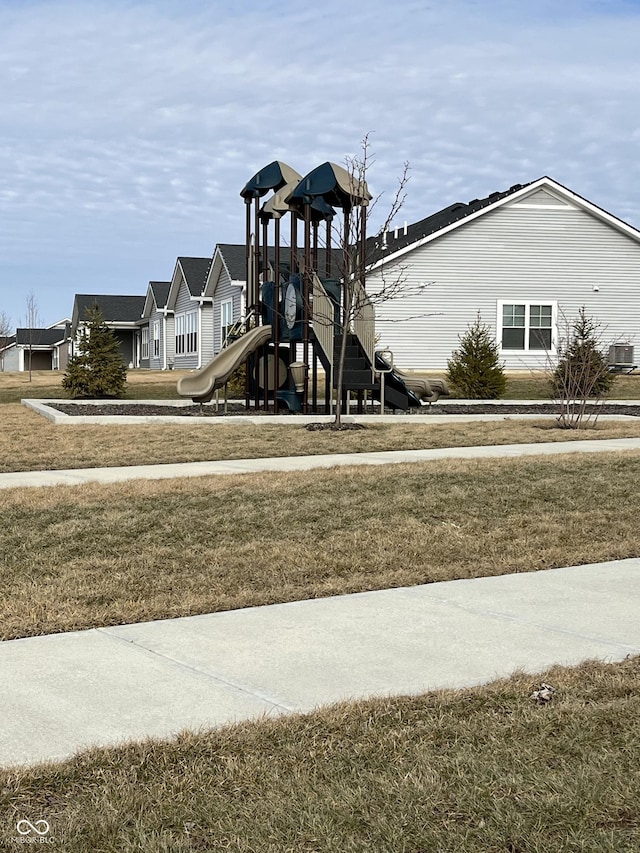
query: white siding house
[
  {"left": 0, "top": 320, "right": 71, "bottom": 371},
  {"left": 166, "top": 257, "right": 213, "bottom": 370},
  {"left": 368, "top": 177, "right": 640, "bottom": 371}
]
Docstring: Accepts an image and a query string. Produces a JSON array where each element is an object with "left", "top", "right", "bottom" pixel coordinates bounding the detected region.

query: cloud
[{"left": 1, "top": 0, "right": 640, "bottom": 322}]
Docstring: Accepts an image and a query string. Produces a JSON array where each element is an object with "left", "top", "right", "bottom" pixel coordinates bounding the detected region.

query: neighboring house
[
  {"left": 71, "top": 295, "right": 145, "bottom": 367},
  {"left": 204, "top": 244, "right": 247, "bottom": 356},
  {"left": 0, "top": 334, "right": 16, "bottom": 371},
  {"left": 166, "top": 257, "right": 213, "bottom": 369},
  {"left": 0, "top": 320, "right": 71, "bottom": 371},
  {"left": 140, "top": 281, "right": 173, "bottom": 370},
  {"left": 204, "top": 244, "right": 344, "bottom": 358},
  {"left": 367, "top": 176, "right": 640, "bottom": 370}
]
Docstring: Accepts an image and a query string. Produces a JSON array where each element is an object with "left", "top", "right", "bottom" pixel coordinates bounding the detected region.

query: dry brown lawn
[
  {"left": 2, "top": 451, "right": 640, "bottom": 640},
  {"left": 3, "top": 366, "right": 640, "bottom": 400},
  {"left": 2, "top": 656, "right": 638, "bottom": 852},
  {"left": 4, "top": 401, "right": 640, "bottom": 472},
  {"left": 0, "top": 368, "right": 194, "bottom": 403}
]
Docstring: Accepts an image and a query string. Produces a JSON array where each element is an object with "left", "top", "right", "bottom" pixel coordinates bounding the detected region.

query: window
[
  {"left": 221, "top": 299, "right": 233, "bottom": 346},
  {"left": 499, "top": 302, "right": 555, "bottom": 352},
  {"left": 153, "top": 321, "right": 160, "bottom": 358},
  {"left": 176, "top": 311, "right": 197, "bottom": 355},
  {"left": 141, "top": 327, "right": 149, "bottom": 359}
]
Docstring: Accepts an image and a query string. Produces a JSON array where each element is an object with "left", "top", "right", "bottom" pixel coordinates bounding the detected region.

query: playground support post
[
  {"left": 303, "top": 202, "right": 311, "bottom": 413},
  {"left": 262, "top": 214, "right": 269, "bottom": 410},
  {"left": 273, "top": 217, "right": 281, "bottom": 409},
  {"left": 244, "top": 198, "right": 253, "bottom": 410},
  {"left": 376, "top": 348, "right": 394, "bottom": 415},
  {"left": 253, "top": 200, "right": 261, "bottom": 411}
]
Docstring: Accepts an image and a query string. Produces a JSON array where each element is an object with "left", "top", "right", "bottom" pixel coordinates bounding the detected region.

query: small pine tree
[
  {"left": 63, "top": 305, "right": 127, "bottom": 398},
  {"left": 551, "top": 308, "right": 613, "bottom": 400},
  {"left": 446, "top": 314, "right": 507, "bottom": 399}
]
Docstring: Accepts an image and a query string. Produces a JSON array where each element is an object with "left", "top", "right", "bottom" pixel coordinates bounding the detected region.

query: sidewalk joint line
[{"left": 96, "top": 627, "right": 296, "bottom": 713}]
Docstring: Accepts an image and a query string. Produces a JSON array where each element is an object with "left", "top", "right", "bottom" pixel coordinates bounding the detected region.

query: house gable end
[
  {"left": 203, "top": 248, "right": 229, "bottom": 300},
  {"left": 368, "top": 177, "right": 640, "bottom": 271},
  {"left": 509, "top": 187, "right": 574, "bottom": 208}
]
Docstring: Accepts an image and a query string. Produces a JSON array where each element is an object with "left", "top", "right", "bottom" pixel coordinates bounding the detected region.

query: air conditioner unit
[{"left": 608, "top": 344, "right": 635, "bottom": 369}]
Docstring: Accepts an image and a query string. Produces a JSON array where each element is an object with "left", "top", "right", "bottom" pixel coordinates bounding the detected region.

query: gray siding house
[
  {"left": 71, "top": 295, "right": 145, "bottom": 367},
  {"left": 140, "top": 281, "right": 173, "bottom": 370},
  {"left": 204, "top": 244, "right": 247, "bottom": 355},
  {"left": 368, "top": 177, "right": 640, "bottom": 371},
  {"left": 166, "top": 257, "right": 213, "bottom": 370}
]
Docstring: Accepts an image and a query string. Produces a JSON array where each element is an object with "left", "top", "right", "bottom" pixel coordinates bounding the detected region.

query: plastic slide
[
  {"left": 176, "top": 325, "right": 273, "bottom": 403},
  {"left": 374, "top": 352, "right": 450, "bottom": 406}
]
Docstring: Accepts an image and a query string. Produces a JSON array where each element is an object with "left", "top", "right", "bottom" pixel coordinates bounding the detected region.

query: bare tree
[
  {"left": 550, "top": 307, "right": 614, "bottom": 429},
  {"left": 0, "top": 310, "right": 12, "bottom": 372},
  {"left": 23, "top": 290, "right": 42, "bottom": 382},
  {"left": 311, "top": 136, "right": 432, "bottom": 426}
]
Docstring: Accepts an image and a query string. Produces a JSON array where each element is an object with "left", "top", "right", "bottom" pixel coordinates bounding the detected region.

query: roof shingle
[{"left": 74, "top": 295, "right": 146, "bottom": 323}]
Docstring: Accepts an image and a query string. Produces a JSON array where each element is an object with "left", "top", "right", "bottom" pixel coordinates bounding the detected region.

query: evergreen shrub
[
  {"left": 446, "top": 314, "right": 507, "bottom": 399},
  {"left": 63, "top": 305, "right": 127, "bottom": 398}
]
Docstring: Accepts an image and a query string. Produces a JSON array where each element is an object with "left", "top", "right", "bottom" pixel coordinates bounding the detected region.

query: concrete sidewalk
[
  {"left": 2, "top": 436, "right": 640, "bottom": 489},
  {"left": 2, "top": 559, "right": 639, "bottom": 767}
]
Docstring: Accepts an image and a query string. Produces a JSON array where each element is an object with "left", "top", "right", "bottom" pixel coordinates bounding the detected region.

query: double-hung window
[
  {"left": 176, "top": 311, "right": 197, "bottom": 355},
  {"left": 499, "top": 302, "right": 555, "bottom": 352},
  {"left": 221, "top": 299, "right": 233, "bottom": 346},
  {"left": 141, "top": 327, "right": 149, "bottom": 360},
  {"left": 153, "top": 321, "right": 160, "bottom": 358}
]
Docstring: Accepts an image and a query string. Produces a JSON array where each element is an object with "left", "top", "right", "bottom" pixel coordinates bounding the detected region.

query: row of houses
[
  {"left": 3, "top": 176, "right": 640, "bottom": 374},
  {"left": 0, "top": 246, "right": 245, "bottom": 373}
]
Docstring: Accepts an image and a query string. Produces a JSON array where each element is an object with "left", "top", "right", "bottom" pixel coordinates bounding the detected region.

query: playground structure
[{"left": 177, "top": 160, "right": 449, "bottom": 412}]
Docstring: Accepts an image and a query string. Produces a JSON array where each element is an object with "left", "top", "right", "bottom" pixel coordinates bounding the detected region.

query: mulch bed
[{"left": 48, "top": 402, "right": 640, "bottom": 418}]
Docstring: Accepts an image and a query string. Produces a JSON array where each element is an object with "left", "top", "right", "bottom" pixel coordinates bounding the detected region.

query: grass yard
[
  {"left": 0, "top": 368, "right": 195, "bottom": 404},
  {"left": 1, "top": 367, "right": 640, "bottom": 404},
  {"left": 2, "top": 452, "right": 640, "bottom": 640},
  {"left": 2, "top": 371, "right": 639, "bottom": 850},
  {"left": 4, "top": 402, "right": 640, "bottom": 472},
  {"left": 1, "top": 656, "right": 638, "bottom": 852}
]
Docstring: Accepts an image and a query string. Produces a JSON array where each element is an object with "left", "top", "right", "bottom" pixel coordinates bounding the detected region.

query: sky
[{"left": 2, "top": 0, "right": 640, "bottom": 327}]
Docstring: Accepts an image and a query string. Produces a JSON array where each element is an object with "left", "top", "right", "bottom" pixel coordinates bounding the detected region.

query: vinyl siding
[
  {"left": 200, "top": 301, "right": 214, "bottom": 365},
  {"left": 371, "top": 201, "right": 640, "bottom": 370},
  {"left": 148, "top": 312, "right": 165, "bottom": 370},
  {"left": 173, "top": 280, "right": 200, "bottom": 369},
  {"left": 173, "top": 278, "right": 213, "bottom": 369},
  {"left": 165, "top": 315, "right": 175, "bottom": 367},
  {"left": 2, "top": 346, "right": 19, "bottom": 371},
  {"left": 213, "top": 268, "right": 243, "bottom": 354}
]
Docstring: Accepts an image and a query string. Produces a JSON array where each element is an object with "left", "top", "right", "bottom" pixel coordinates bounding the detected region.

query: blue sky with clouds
[{"left": 2, "top": 0, "right": 640, "bottom": 326}]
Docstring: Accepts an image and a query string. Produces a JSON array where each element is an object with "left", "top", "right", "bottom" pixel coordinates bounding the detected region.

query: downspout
[
  {"left": 162, "top": 314, "right": 167, "bottom": 370},
  {"left": 197, "top": 302, "right": 202, "bottom": 368}
]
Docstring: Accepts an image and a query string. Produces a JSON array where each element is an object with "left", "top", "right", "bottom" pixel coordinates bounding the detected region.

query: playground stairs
[
  {"left": 334, "top": 334, "right": 413, "bottom": 411},
  {"left": 335, "top": 334, "right": 376, "bottom": 391}
]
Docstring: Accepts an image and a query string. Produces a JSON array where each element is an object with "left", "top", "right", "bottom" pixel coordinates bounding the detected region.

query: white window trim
[
  {"left": 497, "top": 300, "right": 557, "bottom": 354},
  {"left": 175, "top": 310, "right": 198, "bottom": 356},
  {"left": 141, "top": 327, "right": 149, "bottom": 360},
  {"left": 221, "top": 299, "right": 233, "bottom": 347},
  {"left": 153, "top": 320, "right": 160, "bottom": 358}
]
